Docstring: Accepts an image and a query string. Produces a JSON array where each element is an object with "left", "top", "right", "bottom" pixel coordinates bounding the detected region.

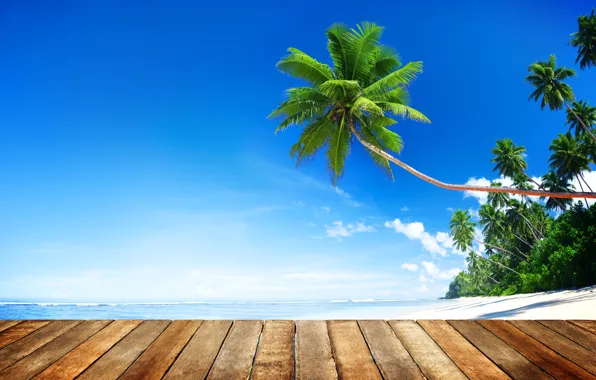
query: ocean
[{"left": 0, "top": 299, "right": 453, "bottom": 320}]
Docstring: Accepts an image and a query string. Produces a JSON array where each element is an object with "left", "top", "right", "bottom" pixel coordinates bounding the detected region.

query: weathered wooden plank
[
  {"left": 448, "top": 320, "right": 552, "bottom": 380},
  {"left": 206, "top": 320, "right": 263, "bottom": 380},
  {"left": 0, "top": 321, "right": 20, "bottom": 334},
  {"left": 79, "top": 320, "right": 170, "bottom": 380},
  {"left": 539, "top": 320, "right": 596, "bottom": 352},
  {"left": 0, "top": 320, "right": 110, "bottom": 380},
  {"left": 164, "top": 320, "right": 232, "bottom": 380},
  {"left": 358, "top": 320, "right": 424, "bottom": 380},
  {"left": 389, "top": 320, "right": 466, "bottom": 380},
  {"left": 327, "top": 320, "right": 382, "bottom": 380},
  {"left": 569, "top": 320, "right": 596, "bottom": 336},
  {"left": 0, "top": 321, "right": 50, "bottom": 350},
  {"left": 251, "top": 320, "right": 295, "bottom": 380},
  {"left": 0, "top": 320, "right": 81, "bottom": 371},
  {"left": 35, "top": 320, "right": 141, "bottom": 380},
  {"left": 478, "top": 320, "right": 595, "bottom": 380},
  {"left": 119, "top": 320, "right": 201, "bottom": 380},
  {"left": 295, "top": 320, "right": 337, "bottom": 380},
  {"left": 418, "top": 320, "right": 510, "bottom": 380},
  {"left": 510, "top": 320, "right": 596, "bottom": 375}
]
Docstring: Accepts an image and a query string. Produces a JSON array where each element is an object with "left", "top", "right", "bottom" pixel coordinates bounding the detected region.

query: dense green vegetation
[{"left": 446, "top": 9, "right": 596, "bottom": 298}]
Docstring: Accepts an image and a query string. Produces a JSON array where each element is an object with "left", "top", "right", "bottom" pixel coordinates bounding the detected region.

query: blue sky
[{"left": 1, "top": 0, "right": 595, "bottom": 301}]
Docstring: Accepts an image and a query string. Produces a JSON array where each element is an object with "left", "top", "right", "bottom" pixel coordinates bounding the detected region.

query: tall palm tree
[
  {"left": 549, "top": 133, "right": 593, "bottom": 205},
  {"left": 479, "top": 204, "right": 527, "bottom": 260},
  {"left": 569, "top": 8, "right": 596, "bottom": 69},
  {"left": 526, "top": 55, "right": 596, "bottom": 143},
  {"left": 566, "top": 100, "right": 596, "bottom": 137},
  {"left": 449, "top": 210, "right": 520, "bottom": 275},
  {"left": 487, "top": 182, "right": 510, "bottom": 209},
  {"left": 271, "top": 23, "right": 596, "bottom": 200},
  {"left": 540, "top": 171, "right": 574, "bottom": 212},
  {"left": 506, "top": 199, "right": 544, "bottom": 241}
]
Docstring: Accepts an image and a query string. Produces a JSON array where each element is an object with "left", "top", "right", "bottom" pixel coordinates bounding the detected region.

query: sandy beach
[{"left": 402, "top": 285, "right": 596, "bottom": 320}]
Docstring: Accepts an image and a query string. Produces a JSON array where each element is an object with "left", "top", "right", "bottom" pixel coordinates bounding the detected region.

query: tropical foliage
[{"left": 570, "top": 8, "right": 596, "bottom": 69}]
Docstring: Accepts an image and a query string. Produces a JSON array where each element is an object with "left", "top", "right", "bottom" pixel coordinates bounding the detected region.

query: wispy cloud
[
  {"left": 420, "top": 261, "right": 461, "bottom": 281},
  {"left": 401, "top": 263, "right": 419, "bottom": 272},
  {"left": 326, "top": 221, "right": 375, "bottom": 239},
  {"left": 400, "top": 206, "right": 409, "bottom": 212},
  {"left": 320, "top": 206, "right": 331, "bottom": 212}
]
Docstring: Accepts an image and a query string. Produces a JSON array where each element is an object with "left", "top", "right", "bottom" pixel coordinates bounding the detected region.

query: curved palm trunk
[
  {"left": 475, "top": 239, "right": 527, "bottom": 260},
  {"left": 579, "top": 172, "right": 594, "bottom": 192},
  {"left": 524, "top": 172, "right": 565, "bottom": 209},
  {"left": 472, "top": 251, "right": 520, "bottom": 275},
  {"left": 514, "top": 246, "right": 529, "bottom": 259},
  {"left": 576, "top": 174, "right": 589, "bottom": 206},
  {"left": 347, "top": 121, "right": 596, "bottom": 199},
  {"left": 518, "top": 212, "right": 544, "bottom": 240},
  {"left": 565, "top": 101, "right": 596, "bottom": 143},
  {"left": 514, "top": 234, "right": 534, "bottom": 249},
  {"left": 487, "top": 275, "right": 499, "bottom": 284}
]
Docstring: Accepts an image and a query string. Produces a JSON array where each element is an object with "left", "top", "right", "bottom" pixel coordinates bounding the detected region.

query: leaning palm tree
[
  {"left": 569, "top": 8, "right": 596, "bottom": 69},
  {"left": 449, "top": 210, "right": 520, "bottom": 275},
  {"left": 540, "top": 171, "right": 574, "bottom": 212},
  {"left": 566, "top": 100, "right": 596, "bottom": 138},
  {"left": 526, "top": 55, "right": 596, "bottom": 143},
  {"left": 479, "top": 204, "right": 527, "bottom": 260},
  {"left": 549, "top": 133, "right": 593, "bottom": 207},
  {"left": 271, "top": 23, "right": 596, "bottom": 200}
]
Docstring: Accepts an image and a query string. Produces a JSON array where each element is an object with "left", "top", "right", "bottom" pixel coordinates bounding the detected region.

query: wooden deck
[{"left": 0, "top": 320, "right": 595, "bottom": 379}]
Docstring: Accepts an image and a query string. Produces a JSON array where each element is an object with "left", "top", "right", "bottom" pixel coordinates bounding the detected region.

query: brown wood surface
[
  {"left": 327, "top": 320, "right": 382, "bottom": 380},
  {"left": 569, "top": 320, "right": 596, "bottom": 335},
  {"left": 295, "top": 320, "right": 337, "bottom": 380},
  {"left": 389, "top": 320, "right": 466, "bottom": 380},
  {"left": 35, "top": 320, "right": 141, "bottom": 380},
  {"left": 418, "top": 320, "right": 510, "bottom": 380},
  {"left": 0, "top": 320, "right": 81, "bottom": 371},
  {"left": 119, "top": 320, "right": 201, "bottom": 380},
  {"left": 0, "top": 321, "right": 50, "bottom": 350},
  {"left": 479, "top": 320, "right": 595, "bottom": 380},
  {"left": 448, "top": 320, "right": 552, "bottom": 380},
  {"left": 206, "top": 320, "right": 263, "bottom": 380},
  {"left": 0, "top": 320, "right": 110, "bottom": 380},
  {"left": 510, "top": 320, "right": 596, "bottom": 375},
  {"left": 164, "top": 320, "right": 232, "bottom": 380},
  {"left": 78, "top": 320, "right": 170, "bottom": 380},
  {"left": 251, "top": 320, "right": 295, "bottom": 380},
  {"left": 539, "top": 320, "right": 596, "bottom": 352},
  {"left": 0, "top": 321, "right": 20, "bottom": 334},
  {"left": 358, "top": 320, "right": 424, "bottom": 380}
]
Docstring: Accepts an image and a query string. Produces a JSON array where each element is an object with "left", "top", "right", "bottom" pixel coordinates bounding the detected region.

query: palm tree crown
[
  {"left": 491, "top": 139, "right": 528, "bottom": 178},
  {"left": 570, "top": 8, "right": 596, "bottom": 69},
  {"left": 566, "top": 100, "right": 596, "bottom": 137},
  {"left": 270, "top": 22, "right": 430, "bottom": 184},
  {"left": 449, "top": 210, "right": 476, "bottom": 252},
  {"left": 540, "top": 171, "right": 574, "bottom": 211},
  {"left": 548, "top": 133, "right": 591, "bottom": 182},
  {"left": 526, "top": 55, "right": 575, "bottom": 111}
]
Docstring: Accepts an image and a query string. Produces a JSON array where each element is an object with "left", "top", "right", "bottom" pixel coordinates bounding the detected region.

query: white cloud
[
  {"left": 419, "top": 274, "right": 429, "bottom": 282},
  {"left": 468, "top": 208, "right": 480, "bottom": 220},
  {"left": 321, "top": 206, "right": 331, "bottom": 212},
  {"left": 401, "top": 263, "right": 418, "bottom": 272},
  {"left": 446, "top": 207, "right": 455, "bottom": 212},
  {"left": 400, "top": 206, "right": 409, "bottom": 212},
  {"left": 435, "top": 232, "right": 466, "bottom": 256},
  {"left": 571, "top": 170, "right": 596, "bottom": 207},
  {"left": 333, "top": 187, "right": 363, "bottom": 207},
  {"left": 421, "top": 261, "right": 461, "bottom": 281},
  {"left": 326, "top": 221, "right": 375, "bottom": 239},
  {"left": 417, "top": 285, "right": 429, "bottom": 293},
  {"left": 463, "top": 177, "right": 491, "bottom": 205},
  {"left": 385, "top": 219, "right": 467, "bottom": 257}
]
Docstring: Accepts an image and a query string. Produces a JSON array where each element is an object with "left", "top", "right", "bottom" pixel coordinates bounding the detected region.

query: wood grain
[
  {"left": 0, "top": 320, "right": 110, "bottom": 380},
  {"left": 252, "top": 320, "right": 295, "bottom": 380},
  {"left": 0, "top": 321, "right": 20, "bottom": 334},
  {"left": 0, "top": 320, "right": 81, "bottom": 371},
  {"left": 358, "top": 320, "right": 424, "bottom": 380},
  {"left": 510, "top": 320, "right": 596, "bottom": 375},
  {"left": 0, "top": 321, "right": 50, "bottom": 350},
  {"left": 327, "top": 320, "right": 382, "bottom": 380},
  {"left": 569, "top": 320, "right": 596, "bottom": 335},
  {"left": 539, "top": 320, "right": 596, "bottom": 352},
  {"left": 164, "top": 320, "right": 232, "bottom": 380},
  {"left": 295, "top": 320, "right": 337, "bottom": 380},
  {"left": 448, "top": 320, "right": 552, "bottom": 380},
  {"left": 479, "top": 320, "right": 595, "bottom": 380},
  {"left": 389, "top": 320, "right": 466, "bottom": 380},
  {"left": 418, "top": 320, "right": 510, "bottom": 380},
  {"left": 119, "top": 320, "right": 202, "bottom": 380},
  {"left": 78, "top": 320, "right": 170, "bottom": 380},
  {"left": 35, "top": 320, "right": 141, "bottom": 380},
  {"left": 206, "top": 320, "right": 263, "bottom": 380}
]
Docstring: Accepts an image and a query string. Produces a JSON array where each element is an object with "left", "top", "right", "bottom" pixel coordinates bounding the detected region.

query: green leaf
[
  {"left": 378, "top": 102, "right": 430, "bottom": 123},
  {"left": 364, "top": 61, "right": 423, "bottom": 97},
  {"left": 352, "top": 96, "right": 383, "bottom": 117},
  {"left": 276, "top": 48, "right": 334, "bottom": 86},
  {"left": 326, "top": 23, "right": 350, "bottom": 79},
  {"left": 359, "top": 125, "right": 394, "bottom": 180},
  {"left": 318, "top": 79, "right": 360, "bottom": 101},
  {"left": 327, "top": 114, "right": 351, "bottom": 184},
  {"left": 290, "top": 117, "right": 334, "bottom": 165},
  {"left": 343, "top": 22, "right": 384, "bottom": 81}
]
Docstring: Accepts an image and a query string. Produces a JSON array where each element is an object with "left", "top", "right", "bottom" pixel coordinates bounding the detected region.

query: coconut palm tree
[
  {"left": 540, "top": 171, "right": 574, "bottom": 212},
  {"left": 479, "top": 204, "right": 527, "bottom": 260},
  {"left": 566, "top": 100, "right": 596, "bottom": 138},
  {"left": 449, "top": 210, "right": 520, "bottom": 275},
  {"left": 549, "top": 133, "right": 593, "bottom": 205},
  {"left": 506, "top": 199, "right": 544, "bottom": 240},
  {"left": 526, "top": 55, "right": 596, "bottom": 143},
  {"left": 569, "top": 8, "right": 596, "bottom": 69},
  {"left": 271, "top": 23, "right": 596, "bottom": 200}
]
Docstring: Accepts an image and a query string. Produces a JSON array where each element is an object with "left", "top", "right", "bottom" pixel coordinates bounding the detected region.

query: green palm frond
[
  {"left": 569, "top": 9, "right": 596, "bottom": 69},
  {"left": 352, "top": 97, "right": 383, "bottom": 117},
  {"left": 326, "top": 23, "right": 349, "bottom": 79},
  {"left": 270, "top": 88, "right": 329, "bottom": 133},
  {"left": 327, "top": 114, "right": 351, "bottom": 184},
  {"left": 377, "top": 102, "right": 430, "bottom": 123},
  {"left": 290, "top": 116, "right": 334, "bottom": 165},
  {"left": 370, "top": 45, "right": 401, "bottom": 80},
  {"left": 318, "top": 79, "right": 360, "bottom": 101},
  {"left": 359, "top": 124, "right": 394, "bottom": 180},
  {"left": 343, "top": 22, "right": 384, "bottom": 81},
  {"left": 364, "top": 61, "right": 423, "bottom": 98},
  {"left": 276, "top": 48, "right": 334, "bottom": 86}
]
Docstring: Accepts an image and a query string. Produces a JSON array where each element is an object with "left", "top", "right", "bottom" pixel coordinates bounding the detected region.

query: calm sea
[{"left": 0, "top": 299, "right": 453, "bottom": 320}]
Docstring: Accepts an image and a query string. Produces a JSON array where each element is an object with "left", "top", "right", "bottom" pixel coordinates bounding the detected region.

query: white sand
[{"left": 401, "top": 285, "right": 596, "bottom": 320}]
